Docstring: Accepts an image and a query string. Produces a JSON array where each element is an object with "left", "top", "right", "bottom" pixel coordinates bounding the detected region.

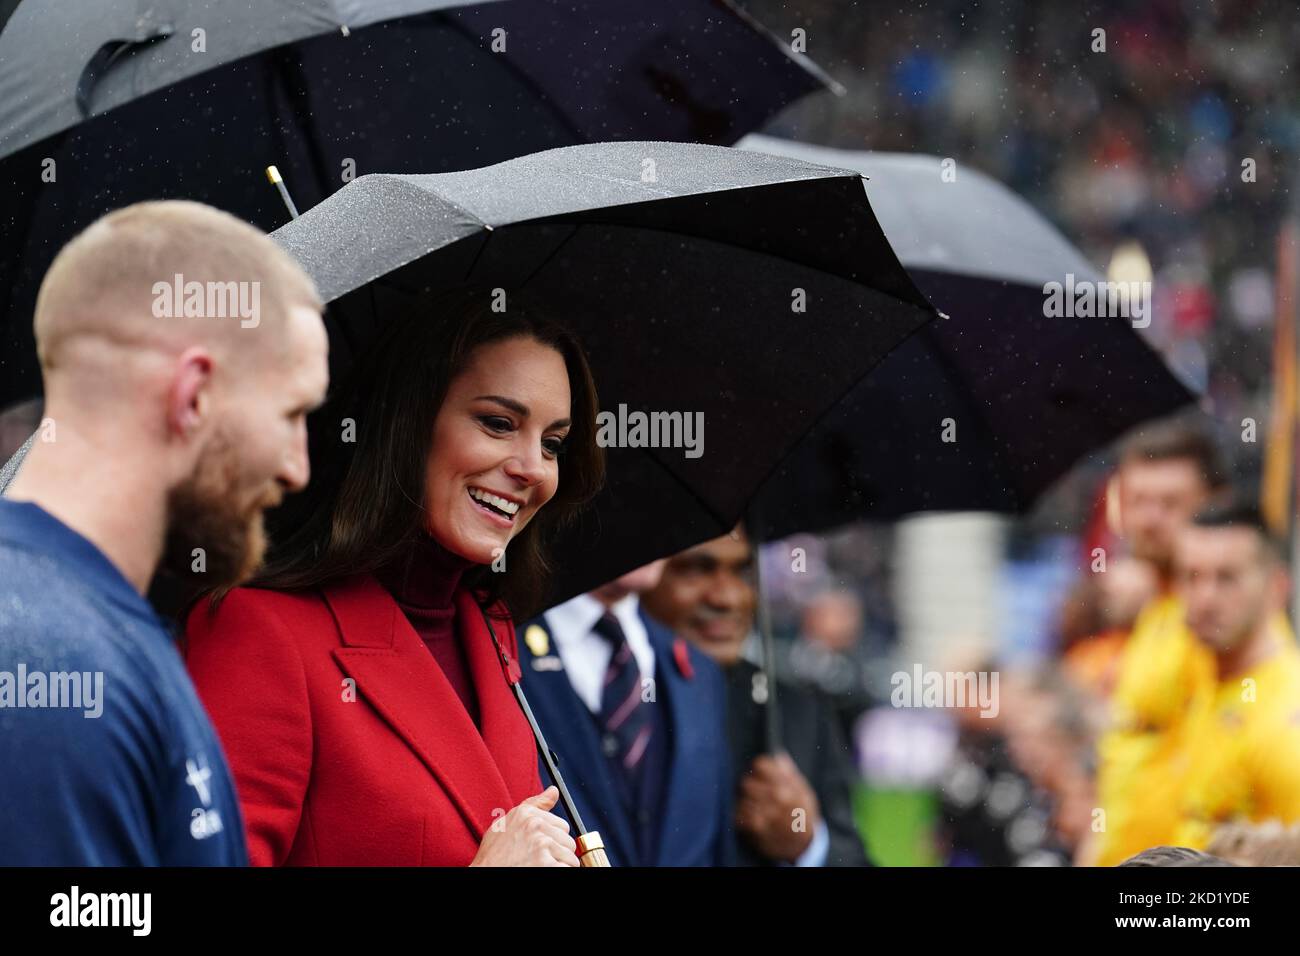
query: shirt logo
[{"left": 185, "top": 755, "right": 224, "bottom": 841}]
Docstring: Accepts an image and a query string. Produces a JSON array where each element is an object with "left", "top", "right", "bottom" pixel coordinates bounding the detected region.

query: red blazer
[{"left": 182, "top": 574, "right": 542, "bottom": 866}]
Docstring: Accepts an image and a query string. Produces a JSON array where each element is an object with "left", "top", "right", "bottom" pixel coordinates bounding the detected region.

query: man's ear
[{"left": 167, "top": 347, "right": 214, "bottom": 438}]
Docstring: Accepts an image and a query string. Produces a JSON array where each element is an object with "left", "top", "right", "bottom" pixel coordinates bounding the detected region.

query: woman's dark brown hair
[{"left": 245, "top": 285, "right": 605, "bottom": 620}]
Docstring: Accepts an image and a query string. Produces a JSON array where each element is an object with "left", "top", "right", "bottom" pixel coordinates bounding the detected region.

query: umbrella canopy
[
  {"left": 0, "top": 0, "right": 837, "bottom": 409},
  {"left": 264, "top": 140, "right": 938, "bottom": 605},
  {"left": 738, "top": 135, "right": 1196, "bottom": 538}
]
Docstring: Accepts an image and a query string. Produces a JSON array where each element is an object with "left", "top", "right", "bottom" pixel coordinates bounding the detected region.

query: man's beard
[
  {"left": 161, "top": 436, "right": 276, "bottom": 589},
  {"left": 1194, "top": 611, "right": 1261, "bottom": 655}
]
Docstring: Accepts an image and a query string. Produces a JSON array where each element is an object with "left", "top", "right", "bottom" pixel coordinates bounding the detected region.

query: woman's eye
[
  {"left": 542, "top": 437, "right": 565, "bottom": 457},
  {"left": 479, "top": 415, "right": 513, "bottom": 433}
]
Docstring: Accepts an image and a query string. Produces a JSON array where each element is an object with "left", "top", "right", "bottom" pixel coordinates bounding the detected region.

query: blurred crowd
[
  {"left": 744, "top": 0, "right": 1298, "bottom": 455},
  {"left": 755, "top": 417, "right": 1300, "bottom": 867},
  {"left": 712, "top": 0, "right": 1300, "bottom": 866}
]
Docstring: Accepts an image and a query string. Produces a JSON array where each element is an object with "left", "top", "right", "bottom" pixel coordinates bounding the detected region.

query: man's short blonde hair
[{"left": 34, "top": 200, "right": 321, "bottom": 377}]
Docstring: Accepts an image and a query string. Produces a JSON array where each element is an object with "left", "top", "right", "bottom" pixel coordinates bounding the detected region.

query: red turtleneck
[{"left": 377, "top": 535, "right": 481, "bottom": 727}]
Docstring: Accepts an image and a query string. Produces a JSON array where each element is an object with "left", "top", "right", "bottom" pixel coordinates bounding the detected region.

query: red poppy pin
[
  {"left": 502, "top": 651, "right": 522, "bottom": 686},
  {"left": 673, "top": 639, "right": 694, "bottom": 680}
]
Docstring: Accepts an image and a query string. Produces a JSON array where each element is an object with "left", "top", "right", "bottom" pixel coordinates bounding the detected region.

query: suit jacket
[
  {"left": 518, "top": 607, "right": 734, "bottom": 866},
  {"left": 182, "top": 574, "right": 542, "bottom": 866},
  {"left": 727, "top": 659, "right": 871, "bottom": 866}
]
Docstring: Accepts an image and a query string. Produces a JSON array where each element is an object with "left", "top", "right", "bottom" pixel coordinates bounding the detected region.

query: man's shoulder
[
  {"left": 640, "top": 614, "right": 723, "bottom": 682},
  {"left": 0, "top": 579, "right": 172, "bottom": 774},
  {"left": 1248, "top": 649, "right": 1300, "bottom": 738},
  {"left": 0, "top": 542, "right": 164, "bottom": 675}
]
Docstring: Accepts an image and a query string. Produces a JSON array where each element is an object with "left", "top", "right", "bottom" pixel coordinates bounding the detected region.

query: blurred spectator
[
  {"left": 1088, "top": 420, "right": 1224, "bottom": 866},
  {"left": 1059, "top": 555, "right": 1158, "bottom": 701},
  {"left": 1170, "top": 501, "right": 1300, "bottom": 848},
  {"left": 936, "top": 668, "right": 1085, "bottom": 866},
  {"left": 781, "top": 589, "right": 874, "bottom": 738}
]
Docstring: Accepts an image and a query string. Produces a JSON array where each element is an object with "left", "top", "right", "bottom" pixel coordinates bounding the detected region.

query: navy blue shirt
[{"left": 0, "top": 500, "right": 247, "bottom": 865}]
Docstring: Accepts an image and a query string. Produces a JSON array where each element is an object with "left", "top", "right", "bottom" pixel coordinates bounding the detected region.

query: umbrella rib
[
  {"left": 517, "top": 223, "right": 581, "bottom": 289},
  {"left": 636, "top": 444, "right": 735, "bottom": 533},
  {"left": 457, "top": 229, "right": 494, "bottom": 284}
]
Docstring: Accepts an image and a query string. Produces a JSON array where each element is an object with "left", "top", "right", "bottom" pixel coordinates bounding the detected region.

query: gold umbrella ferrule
[{"left": 576, "top": 831, "right": 610, "bottom": 868}]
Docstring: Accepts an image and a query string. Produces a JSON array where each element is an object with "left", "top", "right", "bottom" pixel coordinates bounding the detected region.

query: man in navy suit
[
  {"left": 519, "top": 561, "right": 734, "bottom": 866},
  {"left": 642, "top": 528, "right": 871, "bottom": 867}
]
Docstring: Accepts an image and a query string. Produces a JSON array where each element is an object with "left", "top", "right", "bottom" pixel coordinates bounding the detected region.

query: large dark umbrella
[
  {"left": 258, "top": 139, "right": 935, "bottom": 857},
  {"left": 265, "top": 141, "right": 937, "bottom": 607},
  {"left": 0, "top": 0, "right": 837, "bottom": 408},
  {"left": 738, "top": 135, "right": 1196, "bottom": 538}
]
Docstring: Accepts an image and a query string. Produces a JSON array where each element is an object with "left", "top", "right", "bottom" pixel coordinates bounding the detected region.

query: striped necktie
[{"left": 593, "top": 611, "right": 653, "bottom": 780}]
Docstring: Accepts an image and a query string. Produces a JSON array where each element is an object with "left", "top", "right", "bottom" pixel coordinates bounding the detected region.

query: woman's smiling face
[{"left": 424, "top": 335, "right": 572, "bottom": 564}]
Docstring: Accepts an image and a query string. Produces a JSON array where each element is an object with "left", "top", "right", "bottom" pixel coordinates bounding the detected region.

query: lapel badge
[
  {"left": 524, "top": 624, "right": 550, "bottom": 657},
  {"left": 673, "top": 638, "right": 695, "bottom": 680}
]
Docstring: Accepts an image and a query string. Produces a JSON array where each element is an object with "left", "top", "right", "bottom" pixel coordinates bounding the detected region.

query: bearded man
[{"left": 0, "top": 201, "right": 328, "bottom": 865}]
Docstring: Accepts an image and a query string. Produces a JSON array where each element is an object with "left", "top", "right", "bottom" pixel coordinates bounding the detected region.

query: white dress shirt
[{"left": 543, "top": 592, "right": 655, "bottom": 714}]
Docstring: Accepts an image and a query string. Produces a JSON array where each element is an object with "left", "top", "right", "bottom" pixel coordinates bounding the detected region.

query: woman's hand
[{"left": 470, "top": 786, "right": 580, "bottom": 867}]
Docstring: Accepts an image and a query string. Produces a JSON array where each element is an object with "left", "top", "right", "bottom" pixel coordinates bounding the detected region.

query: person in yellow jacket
[
  {"left": 1086, "top": 423, "right": 1223, "bottom": 866},
  {"left": 1092, "top": 594, "right": 1215, "bottom": 864},
  {"left": 1170, "top": 502, "right": 1300, "bottom": 848}
]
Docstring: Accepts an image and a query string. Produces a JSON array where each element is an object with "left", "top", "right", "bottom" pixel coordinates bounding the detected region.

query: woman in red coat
[{"left": 183, "top": 288, "right": 604, "bottom": 866}]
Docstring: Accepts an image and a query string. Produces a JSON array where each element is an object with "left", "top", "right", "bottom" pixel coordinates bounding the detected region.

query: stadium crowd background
[{"left": 733, "top": 0, "right": 1300, "bottom": 864}]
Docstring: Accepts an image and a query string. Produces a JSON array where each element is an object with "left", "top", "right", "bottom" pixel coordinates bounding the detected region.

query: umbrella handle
[
  {"left": 477, "top": 602, "right": 611, "bottom": 867},
  {"left": 745, "top": 509, "right": 783, "bottom": 753},
  {"left": 576, "top": 832, "right": 610, "bottom": 867}
]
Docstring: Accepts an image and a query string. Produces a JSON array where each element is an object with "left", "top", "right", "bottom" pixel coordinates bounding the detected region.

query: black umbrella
[
  {"left": 737, "top": 135, "right": 1196, "bottom": 538},
  {"left": 258, "top": 139, "right": 936, "bottom": 857},
  {"left": 263, "top": 140, "right": 936, "bottom": 597},
  {"left": 0, "top": 0, "right": 837, "bottom": 409}
]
